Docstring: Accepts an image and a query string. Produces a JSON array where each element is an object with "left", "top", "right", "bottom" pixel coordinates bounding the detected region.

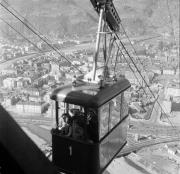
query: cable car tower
[
  {"left": 87, "top": 0, "right": 122, "bottom": 82},
  {"left": 50, "top": 0, "right": 131, "bottom": 174}
]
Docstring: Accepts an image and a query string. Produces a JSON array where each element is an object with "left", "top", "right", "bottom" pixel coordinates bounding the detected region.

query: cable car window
[
  {"left": 119, "top": 116, "right": 129, "bottom": 144},
  {"left": 51, "top": 101, "right": 56, "bottom": 129},
  {"left": 99, "top": 125, "right": 121, "bottom": 170},
  {"left": 68, "top": 104, "right": 82, "bottom": 110},
  {"left": 99, "top": 137, "right": 109, "bottom": 169},
  {"left": 99, "top": 116, "right": 129, "bottom": 170},
  {"left": 58, "top": 103, "right": 84, "bottom": 116},
  {"left": 109, "top": 94, "right": 121, "bottom": 129},
  {"left": 58, "top": 102, "right": 67, "bottom": 115},
  {"left": 108, "top": 125, "right": 121, "bottom": 157},
  {"left": 56, "top": 102, "right": 88, "bottom": 141},
  {"left": 82, "top": 89, "right": 98, "bottom": 96},
  {"left": 121, "top": 93, "right": 129, "bottom": 119},
  {"left": 87, "top": 108, "right": 98, "bottom": 142},
  {"left": 99, "top": 103, "right": 109, "bottom": 139}
]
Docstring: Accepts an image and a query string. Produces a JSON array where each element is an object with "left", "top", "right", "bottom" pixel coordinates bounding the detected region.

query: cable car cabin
[{"left": 50, "top": 78, "right": 130, "bottom": 174}]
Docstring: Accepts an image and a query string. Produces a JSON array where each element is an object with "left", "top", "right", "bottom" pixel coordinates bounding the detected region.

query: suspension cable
[
  {"left": 165, "top": 0, "right": 179, "bottom": 87},
  {"left": 98, "top": 15, "right": 169, "bottom": 120},
  {"left": 120, "top": 23, "right": 159, "bottom": 74},
  {"left": 114, "top": 39, "right": 149, "bottom": 98},
  {"left": 112, "top": 39, "right": 164, "bottom": 121},
  {"left": 113, "top": 38, "right": 160, "bottom": 113},
  {"left": 0, "top": 17, "right": 42, "bottom": 53},
  {"left": 119, "top": 1, "right": 178, "bottom": 127},
  {"left": 1, "top": 0, "right": 59, "bottom": 49},
  {"left": 166, "top": 0, "right": 176, "bottom": 44},
  {"left": 1, "top": 0, "right": 175, "bottom": 127},
  {"left": 113, "top": 43, "right": 120, "bottom": 76},
  {"left": 0, "top": 2, "right": 82, "bottom": 74},
  {"left": 114, "top": 33, "right": 175, "bottom": 127},
  {"left": 118, "top": 45, "right": 163, "bottom": 119}
]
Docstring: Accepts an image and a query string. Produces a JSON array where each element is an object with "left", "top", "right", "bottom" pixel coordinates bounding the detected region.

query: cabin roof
[
  {"left": 171, "top": 102, "right": 180, "bottom": 112},
  {"left": 50, "top": 78, "right": 130, "bottom": 108}
]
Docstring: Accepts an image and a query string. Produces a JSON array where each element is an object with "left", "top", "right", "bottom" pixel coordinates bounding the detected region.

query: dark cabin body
[
  {"left": 90, "top": 0, "right": 121, "bottom": 32},
  {"left": 50, "top": 78, "right": 130, "bottom": 174}
]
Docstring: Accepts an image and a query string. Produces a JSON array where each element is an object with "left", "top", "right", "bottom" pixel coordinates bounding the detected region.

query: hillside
[{"left": 0, "top": 0, "right": 179, "bottom": 39}]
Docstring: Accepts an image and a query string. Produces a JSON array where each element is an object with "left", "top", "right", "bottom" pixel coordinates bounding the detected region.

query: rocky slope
[{"left": 0, "top": 0, "right": 179, "bottom": 38}]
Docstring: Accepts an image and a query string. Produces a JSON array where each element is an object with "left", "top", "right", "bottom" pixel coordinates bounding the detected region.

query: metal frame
[{"left": 0, "top": 105, "right": 57, "bottom": 174}]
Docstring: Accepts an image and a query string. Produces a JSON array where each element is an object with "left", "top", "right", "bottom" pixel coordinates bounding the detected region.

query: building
[
  {"left": 3, "top": 78, "right": 17, "bottom": 89},
  {"left": 163, "top": 69, "right": 175, "bottom": 75},
  {"left": 0, "top": 68, "right": 17, "bottom": 75},
  {"left": 125, "top": 71, "right": 149, "bottom": 87},
  {"left": 165, "top": 83, "right": 180, "bottom": 100},
  {"left": 16, "top": 101, "right": 49, "bottom": 114},
  {"left": 50, "top": 62, "right": 60, "bottom": 76},
  {"left": 162, "top": 101, "right": 171, "bottom": 114},
  {"left": 43, "top": 92, "right": 51, "bottom": 103},
  {"left": 22, "top": 88, "right": 45, "bottom": 97},
  {"left": 28, "top": 95, "right": 43, "bottom": 102},
  {"left": 171, "top": 102, "right": 180, "bottom": 116},
  {"left": 168, "top": 147, "right": 177, "bottom": 155},
  {"left": 50, "top": 62, "right": 63, "bottom": 82},
  {"left": 3, "top": 96, "right": 19, "bottom": 106},
  {"left": 16, "top": 77, "right": 30, "bottom": 88},
  {"left": 43, "top": 63, "right": 51, "bottom": 72}
]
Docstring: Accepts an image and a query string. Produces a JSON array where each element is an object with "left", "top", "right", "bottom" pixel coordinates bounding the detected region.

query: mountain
[{"left": 0, "top": 0, "right": 179, "bottom": 39}]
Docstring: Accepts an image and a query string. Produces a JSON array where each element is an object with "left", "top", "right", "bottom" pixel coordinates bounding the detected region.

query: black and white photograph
[{"left": 0, "top": 0, "right": 179, "bottom": 173}]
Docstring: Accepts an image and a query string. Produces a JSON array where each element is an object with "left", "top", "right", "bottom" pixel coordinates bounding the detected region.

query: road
[
  {"left": 0, "top": 53, "right": 38, "bottom": 69},
  {"left": 145, "top": 78, "right": 174, "bottom": 125},
  {"left": 0, "top": 34, "right": 160, "bottom": 70},
  {"left": 133, "top": 87, "right": 169, "bottom": 125},
  {"left": 118, "top": 136, "right": 180, "bottom": 157},
  {"left": 0, "top": 43, "right": 93, "bottom": 70},
  {"left": 14, "top": 113, "right": 180, "bottom": 155},
  {"left": 148, "top": 90, "right": 164, "bottom": 124}
]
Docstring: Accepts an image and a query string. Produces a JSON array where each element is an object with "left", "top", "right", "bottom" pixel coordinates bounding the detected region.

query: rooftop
[{"left": 51, "top": 78, "right": 130, "bottom": 108}]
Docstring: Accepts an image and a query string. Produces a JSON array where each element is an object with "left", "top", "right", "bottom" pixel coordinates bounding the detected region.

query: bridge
[{"left": 118, "top": 136, "right": 180, "bottom": 157}]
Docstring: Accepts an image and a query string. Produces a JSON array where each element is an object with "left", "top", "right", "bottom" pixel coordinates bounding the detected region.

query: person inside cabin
[
  {"left": 112, "top": 75, "right": 117, "bottom": 82},
  {"left": 98, "top": 75, "right": 104, "bottom": 88},
  {"left": 69, "top": 108, "right": 87, "bottom": 141},
  {"left": 86, "top": 108, "right": 98, "bottom": 143},
  {"left": 59, "top": 113, "right": 72, "bottom": 137},
  {"left": 72, "top": 75, "right": 77, "bottom": 87}
]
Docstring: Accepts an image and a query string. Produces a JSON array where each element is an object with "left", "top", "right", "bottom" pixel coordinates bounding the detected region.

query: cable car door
[{"left": 52, "top": 134, "right": 73, "bottom": 173}]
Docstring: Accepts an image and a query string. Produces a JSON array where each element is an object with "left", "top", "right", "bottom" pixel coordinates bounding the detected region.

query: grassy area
[{"left": 20, "top": 123, "right": 51, "bottom": 144}]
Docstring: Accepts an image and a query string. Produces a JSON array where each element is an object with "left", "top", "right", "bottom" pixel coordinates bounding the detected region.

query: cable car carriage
[{"left": 50, "top": 78, "right": 130, "bottom": 174}]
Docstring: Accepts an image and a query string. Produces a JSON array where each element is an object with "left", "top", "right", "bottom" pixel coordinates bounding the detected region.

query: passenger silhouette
[
  {"left": 59, "top": 113, "right": 72, "bottom": 137},
  {"left": 69, "top": 109, "right": 87, "bottom": 141}
]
